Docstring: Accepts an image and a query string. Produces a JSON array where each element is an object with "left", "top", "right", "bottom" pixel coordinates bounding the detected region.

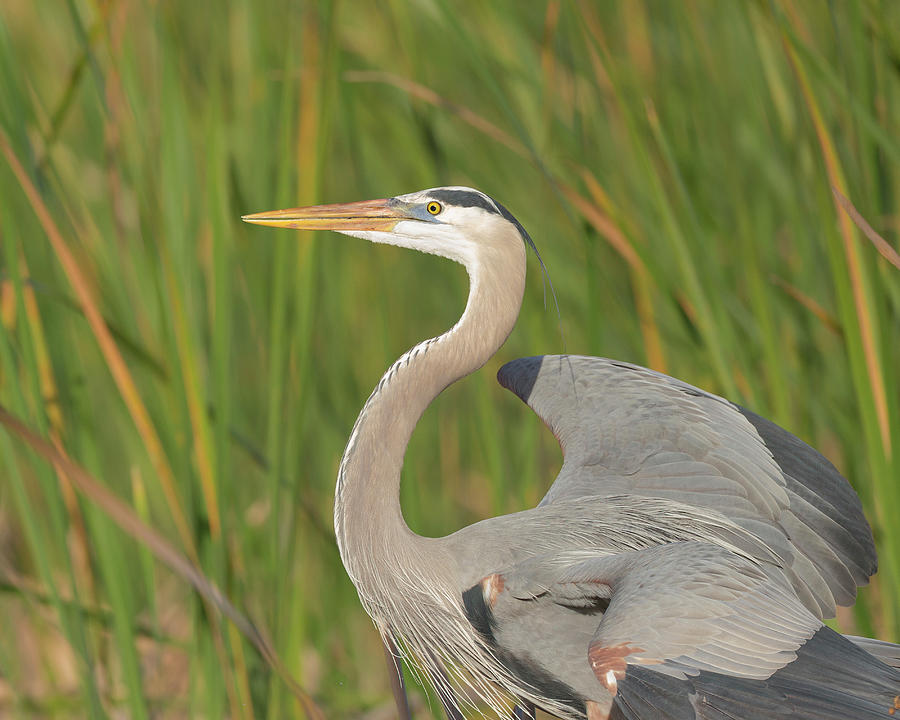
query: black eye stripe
[{"left": 429, "top": 189, "right": 497, "bottom": 214}]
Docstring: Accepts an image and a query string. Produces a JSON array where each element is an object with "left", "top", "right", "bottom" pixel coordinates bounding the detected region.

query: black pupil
[{"left": 429, "top": 203, "right": 438, "bottom": 213}]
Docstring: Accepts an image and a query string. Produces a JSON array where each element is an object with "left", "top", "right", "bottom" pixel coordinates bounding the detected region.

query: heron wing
[
  {"left": 498, "top": 355, "right": 876, "bottom": 618},
  {"left": 481, "top": 542, "right": 900, "bottom": 720},
  {"left": 500, "top": 542, "right": 819, "bottom": 683}
]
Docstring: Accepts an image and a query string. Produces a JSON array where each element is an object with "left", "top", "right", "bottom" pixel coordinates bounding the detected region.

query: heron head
[{"left": 242, "top": 186, "right": 533, "bottom": 268}]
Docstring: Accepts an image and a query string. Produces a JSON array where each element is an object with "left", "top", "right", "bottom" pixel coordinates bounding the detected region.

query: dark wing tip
[
  {"left": 497, "top": 356, "right": 544, "bottom": 404},
  {"left": 735, "top": 404, "right": 878, "bottom": 578}
]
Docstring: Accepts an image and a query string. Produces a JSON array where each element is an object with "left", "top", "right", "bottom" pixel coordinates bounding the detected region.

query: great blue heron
[{"left": 243, "top": 187, "right": 900, "bottom": 719}]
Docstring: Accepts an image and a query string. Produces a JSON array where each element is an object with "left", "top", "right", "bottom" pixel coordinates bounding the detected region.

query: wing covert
[{"left": 497, "top": 542, "right": 820, "bottom": 685}]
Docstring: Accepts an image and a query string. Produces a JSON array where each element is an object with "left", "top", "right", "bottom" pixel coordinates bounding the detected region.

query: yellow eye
[{"left": 426, "top": 201, "right": 442, "bottom": 215}]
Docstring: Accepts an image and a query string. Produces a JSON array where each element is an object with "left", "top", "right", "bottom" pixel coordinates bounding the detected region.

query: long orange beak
[{"left": 241, "top": 198, "right": 404, "bottom": 232}]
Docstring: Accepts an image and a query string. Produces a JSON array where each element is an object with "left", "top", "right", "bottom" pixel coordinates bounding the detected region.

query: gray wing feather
[
  {"left": 498, "top": 355, "right": 876, "bottom": 618},
  {"left": 501, "top": 542, "right": 820, "bottom": 682},
  {"left": 846, "top": 635, "right": 900, "bottom": 669}
]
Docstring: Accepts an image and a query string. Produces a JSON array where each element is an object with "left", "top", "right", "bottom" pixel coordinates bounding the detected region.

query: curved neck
[{"left": 334, "top": 244, "right": 526, "bottom": 589}]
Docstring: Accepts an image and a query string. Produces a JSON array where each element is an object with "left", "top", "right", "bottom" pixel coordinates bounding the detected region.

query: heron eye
[{"left": 426, "top": 201, "right": 442, "bottom": 216}]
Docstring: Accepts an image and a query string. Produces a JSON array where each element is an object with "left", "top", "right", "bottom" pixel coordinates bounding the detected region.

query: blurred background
[{"left": 0, "top": 0, "right": 898, "bottom": 717}]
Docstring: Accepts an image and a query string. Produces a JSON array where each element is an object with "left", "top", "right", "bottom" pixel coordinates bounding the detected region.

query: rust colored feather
[
  {"left": 481, "top": 573, "right": 506, "bottom": 609},
  {"left": 588, "top": 642, "right": 647, "bottom": 695}
]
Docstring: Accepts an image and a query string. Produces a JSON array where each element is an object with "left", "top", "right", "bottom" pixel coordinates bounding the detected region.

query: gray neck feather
[{"left": 334, "top": 258, "right": 524, "bottom": 579}]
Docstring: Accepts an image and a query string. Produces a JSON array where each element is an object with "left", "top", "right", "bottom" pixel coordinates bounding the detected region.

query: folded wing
[{"left": 473, "top": 542, "right": 899, "bottom": 720}]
